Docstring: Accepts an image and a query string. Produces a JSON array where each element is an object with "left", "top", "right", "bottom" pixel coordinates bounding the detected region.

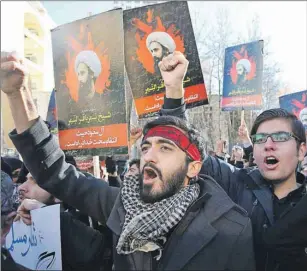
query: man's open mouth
[
  {"left": 143, "top": 167, "right": 158, "bottom": 180},
  {"left": 264, "top": 156, "right": 279, "bottom": 165}
]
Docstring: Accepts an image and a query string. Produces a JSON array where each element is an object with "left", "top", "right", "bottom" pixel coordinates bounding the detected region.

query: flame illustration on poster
[
  {"left": 62, "top": 24, "right": 111, "bottom": 102},
  {"left": 222, "top": 40, "right": 263, "bottom": 111},
  {"left": 51, "top": 9, "right": 128, "bottom": 156},
  {"left": 229, "top": 46, "right": 257, "bottom": 84},
  {"left": 124, "top": 1, "right": 208, "bottom": 118},
  {"left": 132, "top": 9, "right": 185, "bottom": 74},
  {"left": 289, "top": 92, "right": 307, "bottom": 117},
  {"left": 279, "top": 90, "right": 307, "bottom": 128}
]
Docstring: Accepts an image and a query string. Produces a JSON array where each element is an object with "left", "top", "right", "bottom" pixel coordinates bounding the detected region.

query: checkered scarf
[{"left": 116, "top": 174, "right": 200, "bottom": 258}]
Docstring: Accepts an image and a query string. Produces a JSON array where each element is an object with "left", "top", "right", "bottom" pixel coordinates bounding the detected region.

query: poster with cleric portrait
[
  {"left": 279, "top": 90, "right": 307, "bottom": 132},
  {"left": 51, "top": 9, "right": 128, "bottom": 156},
  {"left": 124, "top": 1, "right": 208, "bottom": 118},
  {"left": 222, "top": 40, "right": 264, "bottom": 111}
]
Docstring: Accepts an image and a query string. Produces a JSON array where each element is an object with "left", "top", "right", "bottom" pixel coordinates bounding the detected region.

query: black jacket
[
  {"left": 1, "top": 248, "right": 27, "bottom": 271},
  {"left": 160, "top": 99, "right": 307, "bottom": 271},
  {"left": 10, "top": 118, "right": 255, "bottom": 270},
  {"left": 60, "top": 212, "right": 108, "bottom": 271}
]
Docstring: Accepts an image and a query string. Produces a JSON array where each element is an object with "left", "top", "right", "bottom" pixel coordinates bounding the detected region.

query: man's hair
[
  {"left": 129, "top": 159, "right": 140, "bottom": 169},
  {"left": 250, "top": 108, "right": 306, "bottom": 148},
  {"left": 143, "top": 116, "right": 206, "bottom": 161},
  {"left": 17, "top": 163, "right": 29, "bottom": 184},
  {"left": 2, "top": 157, "right": 22, "bottom": 172}
]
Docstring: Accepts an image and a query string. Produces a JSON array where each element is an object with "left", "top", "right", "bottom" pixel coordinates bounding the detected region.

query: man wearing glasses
[{"left": 154, "top": 52, "right": 307, "bottom": 271}]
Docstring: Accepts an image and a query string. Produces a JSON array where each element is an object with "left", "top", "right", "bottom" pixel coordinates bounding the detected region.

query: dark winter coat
[
  {"left": 160, "top": 99, "right": 307, "bottom": 271},
  {"left": 10, "top": 117, "right": 255, "bottom": 270}
]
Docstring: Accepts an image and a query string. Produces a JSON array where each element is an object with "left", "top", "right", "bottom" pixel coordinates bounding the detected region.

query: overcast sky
[{"left": 42, "top": 1, "right": 307, "bottom": 92}]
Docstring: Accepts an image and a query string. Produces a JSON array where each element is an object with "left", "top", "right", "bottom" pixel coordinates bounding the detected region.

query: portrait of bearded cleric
[
  {"left": 146, "top": 32, "right": 176, "bottom": 75},
  {"left": 74, "top": 50, "right": 102, "bottom": 106}
]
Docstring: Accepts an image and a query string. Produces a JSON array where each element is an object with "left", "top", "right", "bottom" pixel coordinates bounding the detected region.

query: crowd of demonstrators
[
  {"left": 1, "top": 49, "right": 307, "bottom": 271},
  {"left": 211, "top": 119, "right": 257, "bottom": 170},
  {"left": 1, "top": 51, "right": 254, "bottom": 270},
  {"left": 157, "top": 52, "right": 307, "bottom": 270}
]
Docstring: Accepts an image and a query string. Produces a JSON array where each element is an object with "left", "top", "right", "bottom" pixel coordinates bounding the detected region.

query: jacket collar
[
  {"left": 246, "top": 169, "right": 275, "bottom": 225},
  {"left": 246, "top": 169, "right": 306, "bottom": 225},
  {"left": 107, "top": 176, "right": 237, "bottom": 270},
  {"left": 161, "top": 176, "right": 237, "bottom": 270}
]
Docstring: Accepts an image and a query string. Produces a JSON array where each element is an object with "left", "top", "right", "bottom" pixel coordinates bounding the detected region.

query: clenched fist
[
  {"left": 159, "top": 51, "right": 189, "bottom": 99},
  {"left": 0, "top": 52, "right": 28, "bottom": 96},
  {"left": 130, "top": 127, "right": 143, "bottom": 147}
]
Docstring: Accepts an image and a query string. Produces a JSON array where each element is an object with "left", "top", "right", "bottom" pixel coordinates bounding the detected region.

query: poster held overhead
[
  {"left": 51, "top": 9, "right": 128, "bottom": 156},
  {"left": 124, "top": 1, "right": 208, "bottom": 118},
  {"left": 279, "top": 90, "right": 307, "bottom": 132},
  {"left": 222, "top": 40, "right": 264, "bottom": 111}
]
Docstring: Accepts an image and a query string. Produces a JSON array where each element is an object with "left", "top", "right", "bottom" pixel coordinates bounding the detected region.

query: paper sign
[{"left": 6, "top": 205, "right": 62, "bottom": 270}]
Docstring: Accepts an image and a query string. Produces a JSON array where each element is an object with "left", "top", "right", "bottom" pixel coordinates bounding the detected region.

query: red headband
[{"left": 143, "top": 126, "right": 202, "bottom": 161}]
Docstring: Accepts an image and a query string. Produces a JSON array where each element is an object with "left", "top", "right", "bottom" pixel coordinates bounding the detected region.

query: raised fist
[
  {"left": 159, "top": 51, "right": 189, "bottom": 99},
  {"left": 0, "top": 52, "right": 28, "bottom": 95}
]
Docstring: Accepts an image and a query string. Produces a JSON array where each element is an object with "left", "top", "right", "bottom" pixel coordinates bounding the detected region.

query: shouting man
[
  {"left": 157, "top": 50, "right": 307, "bottom": 270},
  {"left": 1, "top": 51, "right": 255, "bottom": 270}
]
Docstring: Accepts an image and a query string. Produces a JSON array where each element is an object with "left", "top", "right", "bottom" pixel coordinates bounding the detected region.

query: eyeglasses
[{"left": 250, "top": 132, "right": 300, "bottom": 144}]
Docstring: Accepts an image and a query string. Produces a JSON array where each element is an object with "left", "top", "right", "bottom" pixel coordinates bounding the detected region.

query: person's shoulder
[{"left": 198, "top": 175, "right": 249, "bottom": 225}]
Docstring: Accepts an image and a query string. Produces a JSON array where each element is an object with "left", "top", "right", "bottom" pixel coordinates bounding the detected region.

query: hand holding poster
[
  {"left": 46, "top": 89, "right": 59, "bottom": 137},
  {"left": 5, "top": 205, "right": 62, "bottom": 270},
  {"left": 51, "top": 9, "right": 128, "bottom": 156},
  {"left": 279, "top": 90, "right": 307, "bottom": 132},
  {"left": 124, "top": 1, "right": 208, "bottom": 118},
  {"left": 222, "top": 40, "right": 264, "bottom": 111}
]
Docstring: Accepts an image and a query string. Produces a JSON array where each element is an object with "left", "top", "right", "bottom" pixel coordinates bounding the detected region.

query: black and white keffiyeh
[{"left": 116, "top": 174, "right": 200, "bottom": 259}]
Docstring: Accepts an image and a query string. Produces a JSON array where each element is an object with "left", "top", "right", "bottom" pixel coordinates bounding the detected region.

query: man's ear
[
  {"left": 187, "top": 161, "right": 202, "bottom": 178},
  {"left": 298, "top": 142, "right": 306, "bottom": 161}
]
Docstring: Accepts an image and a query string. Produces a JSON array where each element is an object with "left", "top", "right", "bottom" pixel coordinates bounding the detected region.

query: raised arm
[
  {"left": 157, "top": 51, "right": 244, "bottom": 201},
  {"left": 1, "top": 52, "right": 119, "bottom": 224}
]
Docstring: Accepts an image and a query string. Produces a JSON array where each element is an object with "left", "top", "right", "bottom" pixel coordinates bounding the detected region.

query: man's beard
[
  {"left": 153, "top": 50, "right": 171, "bottom": 75},
  {"left": 139, "top": 162, "right": 189, "bottom": 203},
  {"left": 154, "top": 57, "right": 162, "bottom": 75},
  {"left": 78, "top": 77, "right": 93, "bottom": 101},
  {"left": 237, "top": 71, "right": 247, "bottom": 86}
]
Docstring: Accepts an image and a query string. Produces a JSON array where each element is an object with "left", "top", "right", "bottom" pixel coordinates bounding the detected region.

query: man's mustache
[{"left": 142, "top": 162, "right": 163, "bottom": 180}]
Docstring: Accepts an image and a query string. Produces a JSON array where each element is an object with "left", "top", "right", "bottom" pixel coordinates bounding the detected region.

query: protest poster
[
  {"left": 279, "top": 90, "right": 307, "bottom": 131},
  {"left": 46, "top": 89, "right": 59, "bottom": 137},
  {"left": 222, "top": 40, "right": 264, "bottom": 111},
  {"left": 6, "top": 205, "right": 62, "bottom": 270},
  {"left": 51, "top": 9, "right": 128, "bottom": 156},
  {"left": 124, "top": 1, "right": 208, "bottom": 118}
]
